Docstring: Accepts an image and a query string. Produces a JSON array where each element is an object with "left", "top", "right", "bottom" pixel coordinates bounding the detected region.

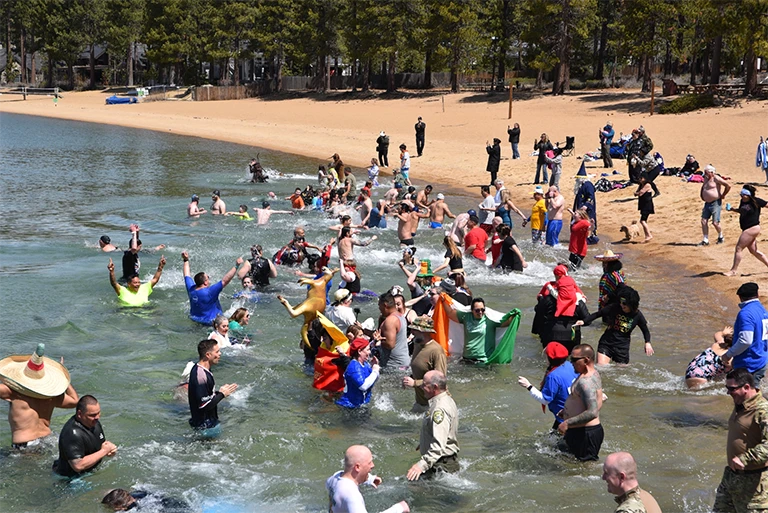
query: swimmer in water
[
  {"left": 211, "top": 190, "right": 226, "bottom": 215},
  {"left": 252, "top": 201, "right": 294, "bottom": 225},
  {"left": 108, "top": 256, "right": 166, "bottom": 307},
  {"left": 188, "top": 194, "right": 207, "bottom": 217},
  {"left": 224, "top": 204, "right": 253, "bottom": 220},
  {"left": 98, "top": 235, "right": 118, "bottom": 252}
]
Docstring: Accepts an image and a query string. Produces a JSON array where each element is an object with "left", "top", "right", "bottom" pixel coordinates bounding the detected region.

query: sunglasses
[
  {"left": 473, "top": 308, "right": 485, "bottom": 313},
  {"left": 726, "top": 384, "right": 745, "bottom": 392},
  {"left": 570, "top": 355, "right": 587, "bottom": 363}
]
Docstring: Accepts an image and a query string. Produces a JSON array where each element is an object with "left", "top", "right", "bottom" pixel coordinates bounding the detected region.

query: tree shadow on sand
[
  {"left": 566, "top": 90, "right": 673, "bottom": 114},
  {"left": 458, "top": 89, "right": 539, "bottom": 104},
  {"left": 257, "top": 89, "right": 447, "bottom": 102}
]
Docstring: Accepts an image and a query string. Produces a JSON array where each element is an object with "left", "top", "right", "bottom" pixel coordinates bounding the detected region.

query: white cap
[
  {"left": 437, "top": 193, "right": 445, "bottom": 200},
  {"left": 704, "top": 164, "right": 716, "bottom": 173},
  {"left": 333, "top": 289, "right": 351, "bottom": 303},
  {"left": 379, "top": 131, "right": 385, "bottom": 136}
]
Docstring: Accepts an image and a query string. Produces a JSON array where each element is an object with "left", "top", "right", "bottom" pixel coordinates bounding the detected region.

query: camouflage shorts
[{"left": 713, "top": 466, "right": 768, "bottom": 512}]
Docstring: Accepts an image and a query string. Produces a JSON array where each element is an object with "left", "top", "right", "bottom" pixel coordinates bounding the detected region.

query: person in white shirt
[
  {"left": 326, "top": 445, "right": 409, "bottom": 513},
  {"left": 328, "top": 289, "right": 358, "bottom": 331}
]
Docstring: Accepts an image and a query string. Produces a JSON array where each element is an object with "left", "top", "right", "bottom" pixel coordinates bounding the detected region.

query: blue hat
[
  {"left": 467, "top": 209, "right": 477, "bottom": 216},
  {"left": 574, "top": 162, "right": 587, "bottom": 178},
  {"left": 395, "top": 183, "right": 403, "bottom": 189},
  {"left": 191, "top": 194, "right": 199, "bottom": 201}
]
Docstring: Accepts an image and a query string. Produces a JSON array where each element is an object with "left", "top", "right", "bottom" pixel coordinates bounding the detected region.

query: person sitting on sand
[{"left": 685, "top": 326, "right": 733, "bottom": 389}]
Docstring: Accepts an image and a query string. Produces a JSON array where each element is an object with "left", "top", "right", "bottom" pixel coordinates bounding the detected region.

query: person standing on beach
[
  {"left": 724, "top": 184, "right": 768, "bottom": 276},
  {"left": 634, "top": 173, "right": 654, "bottom": 243},
  {"left": 376, "top": 131, "right": 390, "bottom": 167},
  {"left": 211, "top": 190, "right": 226, "bottom": 215},
  {"left": 188, "top": 339, "right": 238, "bottom": 435},
  {"left": 556, "top": 344, "right": 604, "bottom": 462},
  {"left": 188, "top": 195, "right": 207, "bottom": 217},
  {"left": 415, "top": 117, "right": 426, "bottom": 157},
  {"left": 602, "top": 452, "right": 662, "bottom": 513},
  {"left": 699, "top": 165, "right": 730, "bottom": 246},
  {"left": 507, "top": 123, "right": 521, "bottom": 159},
  {"left": 486, "top": 138, "right": 501, "bottom": 185},
  {"left": 534, "top": 133, "right": 553, "bottom": 185},
  {"left": 713, "top": 368, "right": 768, "bottom": 513},
  {"left": 720, "top": 282, "right": 768, "bottom": 382},
  {"left": 399, "top": 144, "right": 412, "bottom": 185},
  {"left": 545, "top": 186, "right": 565, "bottom": 246},
  {"left": 599, "top": 121, "right": 615, "bottom": 169}
]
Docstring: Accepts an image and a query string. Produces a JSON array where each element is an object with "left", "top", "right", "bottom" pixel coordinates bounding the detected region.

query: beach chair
[{"left": 561, "top": 136, "right": 575, "bottom": 156}]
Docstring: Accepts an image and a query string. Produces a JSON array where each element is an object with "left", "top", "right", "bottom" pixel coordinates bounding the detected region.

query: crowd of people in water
[{"left": 2, "top": 118, "right": 768, "bottom": 513}]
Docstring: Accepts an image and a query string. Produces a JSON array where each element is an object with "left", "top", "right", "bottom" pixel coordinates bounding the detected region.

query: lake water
[{"left": 0, "top": 112, "right": 737, "bottom": 512}]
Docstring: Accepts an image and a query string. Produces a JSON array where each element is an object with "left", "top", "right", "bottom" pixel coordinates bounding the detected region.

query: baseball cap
[
  {"left": 395, "top": 183, "right": 403, "bottom": 189},
  {"left": 467, "top": 209, "right": 477, "bottom": 217},
  {"left": 436, "top": 193, "right": 445, "bottom": 200}
]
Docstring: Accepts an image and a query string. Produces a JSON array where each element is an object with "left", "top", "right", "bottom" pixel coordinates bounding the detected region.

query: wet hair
[
  {"left": 239, "top": 204, "right": 248, "bottom": 212},
  {"left": 340, "top": 226, "right": 352, "bottom": 239},
  {"left": 400, "top": 203, "right": 411, "bottom": 213},
  {"left": 443, "top": 236, "right": 461, "bottom": 260},
  {"left": 379, "top": 291, "right": 396, "bottom": 309},
  {"left": 617, "top": 285, "right": 640, "bottom": 312},
  {"left": 306, "top": 253, "right": 321, "bottom": 270},
  {"left": 241, "top": 276, "right": 253, "bottom": 286},
  {"left": 251, "top": 244, "right": 263, "bottom": 256},
  {"left": 76, "top": 395, "right": 98, "bottom": 414},
  {"left": 229, "top": 308, "right": 249, "bottom": 324},
  {"left": 213, "top": 315, "right": 228, "bottom": 330},
  {"left": 193, "top": 272, "right": 207, "bottom": 287},
  {"left": 603, "top": 259, "right": 623, "bottom": 273},
  {"left": 100, "top": 235, "right": 111, "bottom": 244},
  {"left": 726, "top": 368, "right": 755, "bottom": 388},
  {"left": 197, "top": 339, "right": 218, "bottom": 360},
  {"left": 101, "top": 489, "right": 133, "bottom": 510}
]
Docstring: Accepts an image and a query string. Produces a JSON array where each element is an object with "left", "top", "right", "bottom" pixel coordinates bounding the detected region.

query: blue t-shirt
[
  {"left": 732, "top": 300, "right": 768, "bottom": 374},
  {"left": 185, "top": 276, "right": 224, "bottom": 325},
  {"left": 541, "top": 361, "right": 579, "bottom": 423},
  {"left": 336, "top": 360, "right": 376, "bottom": 409},
  {"left": 367, "top": 208, "right": 386, "bottom": 229}
]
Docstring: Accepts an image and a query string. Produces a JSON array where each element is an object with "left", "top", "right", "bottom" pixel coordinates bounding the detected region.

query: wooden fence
[{"left": 191, "top": 85, "right": 261, "bottom": 101}]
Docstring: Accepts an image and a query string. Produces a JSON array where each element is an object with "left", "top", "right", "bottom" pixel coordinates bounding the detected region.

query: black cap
[
  {"left": 468, "top": 215, "right": 480, "bottom": 225},
  {"left": 262, "top": 201, "right": 270, "bottom": 208},
  {"left": 212, "top": 189, "right": 221, "bottom": 197},
  {"left": 100, "top": 235, "right": 111, "bottom": 244},
  {"left": 737, "top": 282, "right": 759, "bottom": 298}
]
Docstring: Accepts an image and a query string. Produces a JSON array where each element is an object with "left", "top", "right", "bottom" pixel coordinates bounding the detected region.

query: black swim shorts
[
  {"left": 400, "top": 238, "right": 415, "bottom": 246},
  {"left": 597, "top": 340, "right": 630, "bottom": 364},
  {"left": 564, "top": 424, "right": 604, "bottom": 461}
]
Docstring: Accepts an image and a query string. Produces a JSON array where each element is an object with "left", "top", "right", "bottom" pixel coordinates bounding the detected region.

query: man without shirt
[
  {"left": 98, "top": 235, "right": 118, "bottom": 252},
  {"left": 429, "top": 193, "right": 455, "bottom": 229},
  {"left": 188, "top": 194, "right": 207, "bottom": 217},
  {"left": 557, "top": 344, "right": 604, "bottom": 461},
  {"left": 210, "top": 190, "right": 226, "bottom": 215},
  {"left": 53, "top": 395, "right": 117, "bottom": 478},
  {"left": 326, "top": 445, "right": 409, "bottom": 513},
  {"left": 415, "top": 185, "right": 434, "bottom": 210},
  {"left": 394, "top": 203, "right": 428, "bottom": 248},
  {"left": 545, "top": 186, "right": 565, "bottom": 246},
  {"left": 0, "top": 380, "right": 78, "bottom": 449},
  {"left": 698, "top": 164, "right": 730, "bottom": 246},
  {"left": 252, "top": 201, "right": 293, "bottom": 225}
]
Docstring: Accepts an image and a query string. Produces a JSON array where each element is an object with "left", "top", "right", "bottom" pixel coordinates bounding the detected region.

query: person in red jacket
[
  {"left": 568, "top": 209, "right": 592, "bottom": 270},
  {"left": 463, "top": 215, "right": 488, "bottom": 263}
]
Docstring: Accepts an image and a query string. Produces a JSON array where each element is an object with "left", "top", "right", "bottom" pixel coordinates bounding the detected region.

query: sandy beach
[{"left": 2, "top": 88, "right": 767, "bottom": 304}]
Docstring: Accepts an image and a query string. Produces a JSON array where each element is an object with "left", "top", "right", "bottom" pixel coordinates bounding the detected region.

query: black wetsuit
[
  {"left": 188, "top": 363, "right": 224, "bottom": 430},
  {"left": 53, "top": 415, "right": 106, "bottom": 477},
  {"left": 248, "top": 257, "right": 272, "bottom": 286}
]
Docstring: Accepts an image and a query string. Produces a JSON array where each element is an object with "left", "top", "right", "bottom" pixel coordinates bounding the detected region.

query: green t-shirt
[
  {"left": 117, "top": 282, "right": 153, "bottom": 307},
  {"left": 456, "top": 311, "right": 499, "bottom": 361},
  {"left": 239, "top": 212, "right": 252, "bottom": 221}
]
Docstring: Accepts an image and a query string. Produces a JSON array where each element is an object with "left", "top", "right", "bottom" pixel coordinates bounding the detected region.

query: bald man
[
  {"left": 602, "top": 452, "right": 662, "bottom": 513},
  {"left": 326, "top": 444, "right": 409, "bottom": 513}
]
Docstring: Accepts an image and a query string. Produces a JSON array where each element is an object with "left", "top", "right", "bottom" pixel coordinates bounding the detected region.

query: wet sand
[{"left": 2, "top": 88, "right": 767, "bottom": 306}]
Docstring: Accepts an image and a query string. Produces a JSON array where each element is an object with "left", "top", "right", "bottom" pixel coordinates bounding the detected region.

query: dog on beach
[{"left": 620, "top": 221, "right": 642, "bottom": 241}]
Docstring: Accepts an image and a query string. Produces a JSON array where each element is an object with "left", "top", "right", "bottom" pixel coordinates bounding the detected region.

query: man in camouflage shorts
[{"left": 714, "top": 368, "right": 768, "bottom": 513}]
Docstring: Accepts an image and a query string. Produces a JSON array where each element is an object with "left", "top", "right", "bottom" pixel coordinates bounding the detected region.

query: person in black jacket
[
  {"left": 188, "top": 339, "right": 238, "bottom": 436},
  {"left": 534, "top": 133, "right": 553, "bottom": 184},
  {"left": 415, "top": 117, "right": 426, "bottom": 156},
  {"left": 507, "top": 123, "right": 521, "bottom": 159},
  {"left": 376, "top": 131, "right": 389, "bottom": 167},
  {"left": 486, "top": 138, "right": 501, "bottom": 185}
]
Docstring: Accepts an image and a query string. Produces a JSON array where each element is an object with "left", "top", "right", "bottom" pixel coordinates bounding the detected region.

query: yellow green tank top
[{"left": 118, "top": 282, "right": 153, "bottom": 307}]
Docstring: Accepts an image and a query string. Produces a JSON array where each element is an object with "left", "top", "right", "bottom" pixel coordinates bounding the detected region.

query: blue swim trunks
[{"left": 430, "top": 221, "right": 443, "bottom": 229}]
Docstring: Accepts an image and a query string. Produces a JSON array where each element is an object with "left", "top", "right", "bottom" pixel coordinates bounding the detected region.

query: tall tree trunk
[
  {"left": 351, "top": 59, "right": 357, "bottom": 92},
  {"left": 89, "top": 45, "right": 96, "bottom": 89},
  {"left": 689, "top": 56, "right": 696, "bottom": 85},
  {"left": 552, "top": 0, "right": 572, "bottom": 95},
  {"left": 709, "top": 35, "right": 722, "bottom": 85},
  {"left": 497, "top": 0, "right": 510, "bottom": 91},
  {"left": 325, "top": 55, "right": 330, "bottom": 92},
  {"left": 30, "top": 51, "right": 35, "bottom": 87},
  {"left": 234, "top": 55, "right": 240, "bottom": 86},
  {"left": 67, "top": 62, "right": 74, "bottom": 90},
  {"left": 20, "top": 27, "right": 26, "bottom": 84},
  {"left": 424, "top": 49, "right": 432, "bottom": 89},
  {"left": 450, "top": 46, "right": 460, "bottom": 93},
  {"left": 46, "top": 53, "right": 54, "bottom": 88},
  {"left": 701, "top": 43, "right": 710, "bottom": 85},
  {"left": 362, "top": 58, "right": 370, "bottom": 92},
  {"left": 386, "top": 52, "right": 396, "bottom": 92},
  {"left": 275, "top": 48, "right": 284, "bottom": 92},
  {"left": 641, "top": 54, "right": 652, "bottom": 92},
  {"left": 595, "top": 20, "right": 608, "bottom": 79},
  {"left": 745, "top": 48, "right": 757, "bottom": 95},
  {"left": 127, "top": 42, "right": 134, "bottom": 86}
]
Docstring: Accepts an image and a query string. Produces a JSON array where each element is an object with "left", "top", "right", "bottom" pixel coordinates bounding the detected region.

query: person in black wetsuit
[
  {"left": 53, "top": 395, "right": 117, "bottom": 478},
  {"left": 188, "top": 339, "right": 238, "bottom": 434},
  {"left": 102, "top": 488, "right": 191, "bottom": 512},
  {"left": 238, "top": 244, "right": 277, "bottom": 287},
  {"left": 575, "top": 286, "right": 653, "bottom": 365}
]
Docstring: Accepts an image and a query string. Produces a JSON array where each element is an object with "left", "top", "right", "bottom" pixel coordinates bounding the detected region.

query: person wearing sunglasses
[
  {"left": 713, "top": 368, "right": 768, "bottom": 513},
  {"left": 443, "top": 297, "right": 515, "bottom": 363},
  {"left": 556, "top": 344, "right": 604, "bottom": 462}
]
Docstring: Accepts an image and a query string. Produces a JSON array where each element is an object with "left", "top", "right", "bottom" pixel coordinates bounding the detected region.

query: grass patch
[{"left": 659, "top": 93, "right": 715, "bottom": 114}]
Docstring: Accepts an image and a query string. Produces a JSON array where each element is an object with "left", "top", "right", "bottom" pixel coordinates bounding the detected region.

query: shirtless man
[
  {"left": 394, "top": 204, "right": 429, "bottom": 247},
  {"left": 557, "top": 344, "right": 604, "bottom": 461},
  {"left": 0, "top": 380, "right": 79, "bottom": 448},
  {"left": 252, "top": 201, "right": 293, "bottom": 226},
  {"left": 545, "top": 186, "right": 565, "bottom": 247},
  {"left": 210, "top": 190, "right": 226, "bottom": 215},
  {"left": 698, "top": 164, "right": 730, "bottom": 246},
  {"left": 188, "top": 194, "right": 207, "bottom": 217},
  {"left": 356, "top": 189, "right": 373, "bottom": 226},
  {"left": 415, "top": 185, "right": 434, "bottom": 210},
  {"left": 98, "top": 236, "right": 118, "bottom": 252},
  {"left": 337, "top": 226, "right": 377, "bottom": 262},
  {"left": 429, "top": 193, "right": 456, "bottom": 229},
  {"left": 384, "top": 183, "right": 401, "bottom": 205}
]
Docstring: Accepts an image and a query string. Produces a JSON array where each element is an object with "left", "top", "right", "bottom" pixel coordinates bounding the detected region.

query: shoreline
[{"left": 2, "top": 90, "right": 767, "bottom": 308}]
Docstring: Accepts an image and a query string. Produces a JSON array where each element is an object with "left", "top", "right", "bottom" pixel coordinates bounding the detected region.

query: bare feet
[
  {"left": 642, "top": 236, "right": 653, "bottom": 243},
  {"left": 723, "top": 270, "right": 738, "bottom": 277}
]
